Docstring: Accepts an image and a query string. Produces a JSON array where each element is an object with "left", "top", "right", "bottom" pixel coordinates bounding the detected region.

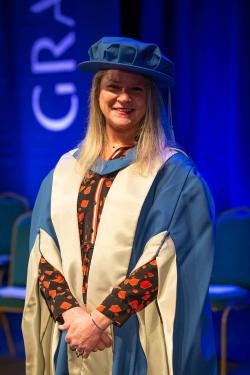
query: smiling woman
[
  {"left": 79, "top": 67, "right": 170, "bottom": 178},
  {"left": 22, "top": 36, "right": 217, "bottom": 375},
  {"left": 99, "top": 70, "right": 147, "bottom": 144}
]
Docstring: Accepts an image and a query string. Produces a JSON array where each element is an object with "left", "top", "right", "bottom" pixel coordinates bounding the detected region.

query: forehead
[{"left": 101, "top": 69, "right": 146, "bottom": 85}]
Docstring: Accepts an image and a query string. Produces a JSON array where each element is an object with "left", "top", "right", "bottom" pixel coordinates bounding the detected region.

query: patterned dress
[{"left": 38, "top": 147, "right": 158, "bottom": 327}]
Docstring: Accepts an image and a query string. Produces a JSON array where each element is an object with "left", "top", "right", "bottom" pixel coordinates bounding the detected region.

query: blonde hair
[{"left": 78, "top": 70, "right": 172, "bottom": 177}]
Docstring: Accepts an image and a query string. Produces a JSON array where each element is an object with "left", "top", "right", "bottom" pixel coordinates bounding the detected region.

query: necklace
[
  {"left": 102, "top": 142, "right": 137, "bottom": 160},
  {"left": 109, "top": 140, "right": 138, "bottom": 148},
  {"left": 107, "top": 143, "right": 134, "bottom": 150},
  {"left": 111, "top": 144, "right": 123, "bottom": 149}
]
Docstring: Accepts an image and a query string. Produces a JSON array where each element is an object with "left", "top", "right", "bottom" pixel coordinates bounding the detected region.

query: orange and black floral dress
[{"left": 38, "top": 147, "right": 158, "bottom": 327}]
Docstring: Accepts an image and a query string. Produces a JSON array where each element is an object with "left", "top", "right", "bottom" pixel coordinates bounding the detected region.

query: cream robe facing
[
  {"left": 22, "top": 149, "right": 177, "bottom": 375},
  {"left": 23, "top": 148, "right": 217, "bottom": 375}
]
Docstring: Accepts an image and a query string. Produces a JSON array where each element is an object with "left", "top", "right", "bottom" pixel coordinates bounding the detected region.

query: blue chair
[
  {"left": 209, "top": 207, "right": 250, "bottom": 375},
  {"left": 0, "top": 212, "right": 31, "bottom": 355}
]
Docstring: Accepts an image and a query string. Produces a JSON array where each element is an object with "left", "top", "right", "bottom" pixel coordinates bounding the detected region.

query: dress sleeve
[
  {"left": 38, "top": 255, "right": 80, "bottom": 322},
  {"left": 96, "top": 258, "right": 158, "bottom": 327}
]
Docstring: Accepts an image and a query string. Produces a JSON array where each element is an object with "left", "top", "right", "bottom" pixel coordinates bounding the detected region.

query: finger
[
  {"left": 69, "top": 340, "right": 78, "bottom": 350},
  {"left": 58, "top": 322, "right": 70, "bottom": 331},
  {"left": 96, "top": 342, "right": 106, "bottom": 351},
  {"left": 102, "top": 330, "right": 112, "bottom": 339},
  {"left": 100, "top": 333, "right": 112, "bottom": 347},
  {"left": 65, "top": 337, "right": 71, "bottom": 344},
  {"left": 103, "top": 334, "right": 112, "bottom": 345},
  {"left": 83, "top": 351, "right": 90, "bottom": 359},
  {"left": 76, "top": 345, "right": 85, "bottom": 353},
  {"left": 85, "top": 345, "right": 97, "bottom": 353}
]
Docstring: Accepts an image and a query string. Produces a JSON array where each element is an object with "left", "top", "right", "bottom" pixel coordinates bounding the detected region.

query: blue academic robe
[{"left": 22, "top": 148, "right": 217, "bottom": 375}]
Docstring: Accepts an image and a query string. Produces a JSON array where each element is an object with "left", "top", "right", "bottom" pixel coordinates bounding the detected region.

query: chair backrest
[
  {"left": 9, "top": 212, "right": 32, "bottom": 287},
  {"left": 0, "top": 192, "right": 29, "bottom": 255},
  {"left": 211, "top": 207, "right": 250, "bottom": 288}
]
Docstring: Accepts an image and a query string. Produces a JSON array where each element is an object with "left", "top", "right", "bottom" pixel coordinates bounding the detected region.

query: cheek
[
  {"left": 99, "top": 92, "right": 115, "bottom": 114},
  {"left": 99, "top": 102, "right": 109, "bottom": 121}
]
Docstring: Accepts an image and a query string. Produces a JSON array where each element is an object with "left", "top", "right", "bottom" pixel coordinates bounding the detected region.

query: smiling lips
[{"left": 112, "top": 108, "right": 134, "bottom": 115}]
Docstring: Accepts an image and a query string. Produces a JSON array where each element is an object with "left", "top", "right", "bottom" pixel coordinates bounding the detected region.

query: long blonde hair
[{"left": 78, "top": 70, "right": 174, "bottom": 176}]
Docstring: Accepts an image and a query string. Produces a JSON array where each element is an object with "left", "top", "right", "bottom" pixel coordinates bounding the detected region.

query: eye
[
  {"left": 107, "top": 84, "right": 120, "bottom": 91},
  {"left": 131, "top": 86, "right": 144, "bottom": 92}
]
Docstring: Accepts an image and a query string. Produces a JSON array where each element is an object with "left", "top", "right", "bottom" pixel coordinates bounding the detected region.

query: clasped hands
[{"left": 59, "top": 306, "right": 112, "bottom": 359}]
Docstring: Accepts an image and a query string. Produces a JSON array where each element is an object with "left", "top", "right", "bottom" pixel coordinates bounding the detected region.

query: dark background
[{"left": 0, "top": 0, "right": 250, "bottom": 214}]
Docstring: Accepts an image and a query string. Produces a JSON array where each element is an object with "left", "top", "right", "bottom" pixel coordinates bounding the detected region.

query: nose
[{"left": 117, "top": 90, "right": 132, "bottom": 103}]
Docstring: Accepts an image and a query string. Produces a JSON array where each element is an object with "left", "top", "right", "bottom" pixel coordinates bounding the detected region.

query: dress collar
[
  {"left": 90, "top": 146, "right": 137, "bottom": 175},
  {"left": 73, "top": 146, "right": 136, "bottom": 175}
]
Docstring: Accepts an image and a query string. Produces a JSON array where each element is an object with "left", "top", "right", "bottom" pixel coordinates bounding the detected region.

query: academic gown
[{"left": 22, "top": 147, "right": 217, "bottom": 375}]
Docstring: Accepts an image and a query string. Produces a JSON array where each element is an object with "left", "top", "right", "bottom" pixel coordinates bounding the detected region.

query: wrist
[
  {"left": 90, "top": 309, "right": 112, "bottom": 331},
  {"left": 62, "top": 306, "right": 85, "bottom": 320}
]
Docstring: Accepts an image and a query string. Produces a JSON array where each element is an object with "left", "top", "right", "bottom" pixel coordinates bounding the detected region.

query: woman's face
[{"left": 99, "top": 69, "right": 147, "bottom": 136}]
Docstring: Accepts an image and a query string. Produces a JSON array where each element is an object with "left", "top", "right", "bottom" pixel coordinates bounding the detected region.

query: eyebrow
[
  {"left": 106, "top": 79, "right": 120, "bottom": 83},
  {"left": 105, "top": 78, "right": 145, "bottom": 86}
]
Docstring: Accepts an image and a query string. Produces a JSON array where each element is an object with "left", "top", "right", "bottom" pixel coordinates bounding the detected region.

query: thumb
[{"left": 58, "top": 322, "right": 70, "bottom": 331}]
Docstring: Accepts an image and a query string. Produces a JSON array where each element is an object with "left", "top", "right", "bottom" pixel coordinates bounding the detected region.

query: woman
[{"left": 22, "top": 37, "right": 217, "bottom": 375}]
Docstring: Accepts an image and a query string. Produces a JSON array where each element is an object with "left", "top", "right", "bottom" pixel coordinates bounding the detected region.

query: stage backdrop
[
  {"left": 140, "top": 0, "right": 250, "bottom": 214},
  {"left": 0, "top": 0, "right": 120, "bottom": 205},
  {"left": 1, "top": 0, "right": 250, "bottom": 214}
]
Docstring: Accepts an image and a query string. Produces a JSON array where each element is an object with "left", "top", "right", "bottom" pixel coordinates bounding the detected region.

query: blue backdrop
[
  {"left": 140, "top": 0, "right": 250, "bottom": 214},
  {"left": 0, "top": 0, "right": 120, "bottom": 204},
  {"left": 0, "top": 0, "right": 249, "bottom": 214}
]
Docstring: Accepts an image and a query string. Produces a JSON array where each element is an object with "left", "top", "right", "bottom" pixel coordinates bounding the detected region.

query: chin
[
  {"left": 115, "top": 125, "right": 137, "bottom": 133},
  {"left": 111, "top": 121, "right": 134, "bottom": 129}
]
